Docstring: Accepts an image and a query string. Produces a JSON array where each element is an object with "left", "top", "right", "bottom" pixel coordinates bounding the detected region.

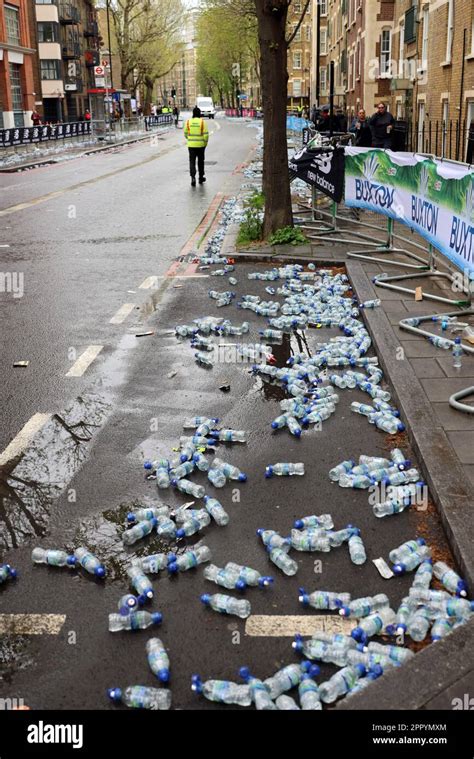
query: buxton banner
[
  {"left": 344, "top": 147, "right": 474, "bottom": 273},
  {"left": 289, "top": 146, "right": 345, "bottom": 203}
]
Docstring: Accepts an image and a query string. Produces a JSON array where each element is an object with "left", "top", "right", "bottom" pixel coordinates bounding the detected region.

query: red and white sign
[{"left": 94, "top": 65, "right": 105, "bottom": 77}]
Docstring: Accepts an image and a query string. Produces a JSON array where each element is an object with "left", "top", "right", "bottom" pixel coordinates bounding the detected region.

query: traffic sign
[
  {"left": 94, "top": 65, "right": 105, "bottom": 77},
  {"left": 101, "top": 60, "right": 110, "bottom": 68}
]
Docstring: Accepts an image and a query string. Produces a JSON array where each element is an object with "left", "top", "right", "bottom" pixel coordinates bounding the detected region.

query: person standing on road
[
  {"left": 350, "top": 108, "right": 372, "bottom": 147},
  {"left": 173, "top": 104, "right": 179, "bottom": 128},
  {"left": 184, "top": 106, "right": 209, "bottom": 187},
  {"left": 369, "top": 102, "right": 395, "bottom": 149}
]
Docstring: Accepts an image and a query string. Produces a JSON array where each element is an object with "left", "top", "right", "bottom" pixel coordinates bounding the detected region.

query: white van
[{"left": 196, "top": 96, "right": 216, "bottom": 119}]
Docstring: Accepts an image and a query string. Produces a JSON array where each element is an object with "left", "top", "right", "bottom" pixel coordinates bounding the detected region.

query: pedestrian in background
[
  {"left": 84, "top": 109, "right": 91, "bottom": 123},
  {"left": 369, "top": 102, "right": 395, "bottom": 149},
  {"left": 173, "top": 104, "right": 179, "bottom": 128},
  {"left": 184, "top": 106, "right": 209, "bottom": 187},
  {"left": 31, "top": 109, "right": 41, "bottom": 126},
  {"left": 350, "top": 108, "right": 372, "bottom": 147}
]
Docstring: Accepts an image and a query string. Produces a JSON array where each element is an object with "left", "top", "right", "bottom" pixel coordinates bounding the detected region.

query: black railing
[
  {"left": 395, "top": 119, "right": 474, "bottom": 163},
  {"left": 59, "top": 4, "right": 80, "bottom": 23},
  {"left": 1, "top": 121, "right": 91, "bottom": 148}
]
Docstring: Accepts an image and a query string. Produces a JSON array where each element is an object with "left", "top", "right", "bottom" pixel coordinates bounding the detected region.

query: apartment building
[
  {"left": 0, "top": 0, "right": 40, "bottom": 128},
  {"left": 287, "top": 0, "right": 313, "bottom": 109},
  {"left": 156, "top": 9, "right": 198, "bottom": 109}
]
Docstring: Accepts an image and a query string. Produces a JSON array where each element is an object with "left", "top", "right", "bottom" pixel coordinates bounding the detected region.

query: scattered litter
[
  {"left": 13, "top": 361, "right": 29, "bottom": 367},
  {"left": 219, "top": 383, "right": 231, "bottom": 392},
  {"left": 135, "top": 331, "right": 154, "bottom": 337},
  {"left": 372, "top": 558, "right": 395, "bottom": 579}
]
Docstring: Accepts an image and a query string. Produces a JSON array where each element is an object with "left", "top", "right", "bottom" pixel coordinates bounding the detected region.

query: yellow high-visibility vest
[{"left": 184, "top": 117, "right": 209, "bottom": 148}]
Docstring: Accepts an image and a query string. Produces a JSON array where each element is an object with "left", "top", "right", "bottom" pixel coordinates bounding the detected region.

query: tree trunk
[
  {"left": 144, "top": 76, "right": 155, "bottom": 115},
  {"left": 254, "top": 0, "right": 292, "bottom": 237}
]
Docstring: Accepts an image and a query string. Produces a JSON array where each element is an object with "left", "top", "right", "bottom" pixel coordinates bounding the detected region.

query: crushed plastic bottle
[
  {"left": 298, "top": 673, "right": 322, "bottom": 710},
  {"left": 173, "top": 478, "right": 205, "bottom": 499},
  {"left": 201, "top": 593, "right": 251, "bottom": 618},
  {"left": 118, "top": 594, "right": 139, "bottom": 615},
  {"left": 257, "top": 529, "right": 290, "bottom": 551},
  {"left": 133, "top": 552, "right": 173, "bottom": 574},
  {"left": 263, "top": 663, "right": 308, "bottom": 699},
  {"left": 389, "top": 538, "right": 427, "bottom": 565},
  {"left": 122, "top": 518, "right": 157, "bottom": 546},
  {"left": 74, "top": 547, "right": 106, "bottom": 578},
  {"left": 339, "top": 594, "right": 390, "bottom": 618},
  {"left": 32, "top": 548, "right": 76, "bottom": 568},
  {"left": 176, "top": 511, "right": 211, "bottom": 538},
  {"left": 290, "top": 530, "right": 331, "bottom": 553},
  {"left": 127, "top": 506, "right": 169, "bottom": 524},
  {"left": 294, "top": 514, "right": 334, "bottom": 530},
  {"left": 319, "top": 664, "right": 366, "bottom": 703},
  {"left": 348, "top": 534, "right": 367, "bottom": 565},
  {"left": 351, "top": 608, "right": 397, "bottom": 644},
  {"left": 108, "top": 685, "right": 171, "bottom": 710},
  {"left": 203, "top": 564, "right": 246, "bottom": 590},
  {"left": 203, "top": 496, "right": 229, "bottom": 526},
  {"left": 225, "top": 562, "right": 273, "bottom": 588}
]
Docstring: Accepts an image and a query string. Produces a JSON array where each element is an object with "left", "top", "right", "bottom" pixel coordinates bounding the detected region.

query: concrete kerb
[{"left": 346, "top": 260, "right": 474, "bottom": 593}]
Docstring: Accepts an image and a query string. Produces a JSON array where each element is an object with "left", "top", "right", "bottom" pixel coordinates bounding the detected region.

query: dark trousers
[{"left": 188, "top": 147, "right": 205, "bottom": 179}]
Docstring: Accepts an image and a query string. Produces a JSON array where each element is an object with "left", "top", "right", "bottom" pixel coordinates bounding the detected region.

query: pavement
[{"left": 0, "top": 123, "right": 472, "bottom": 713}]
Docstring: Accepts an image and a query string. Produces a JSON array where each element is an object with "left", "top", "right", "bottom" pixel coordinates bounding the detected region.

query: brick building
[
  {"left": 287, "top": 0, "right": 313, "bottom": 110},
  {"left": 0, "top": 0, "right": 40, "bottom": 128},
  {"left": 156, "top": 8, "right": 198, "bottom": 110}
]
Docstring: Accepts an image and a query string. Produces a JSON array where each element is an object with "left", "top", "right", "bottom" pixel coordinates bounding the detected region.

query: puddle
[{"left": 0, "top": 394, "right": 111, "bottom": 551}]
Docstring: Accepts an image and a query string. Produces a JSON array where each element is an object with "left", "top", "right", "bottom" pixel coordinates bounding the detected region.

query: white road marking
[
  {"left": 0, "top": 614, "right": 66, "bottom": 635},
  {"left": 0, "top": 413, "right": 51, "bottom": 467},
  {"left": 109, "top": 303, "right": 135, "bottom": 324},
  {"left": 65, "top": 345, "right": 103, "bottom": 377},
  {"left": 245, "top": 615, "right": 356, "bottom": 637},
  {"left": 0, "top": 244, "right": 10, "bottom": 248},
  {"left": 139, "top": 276, "right": 159, "bottom": 289}
]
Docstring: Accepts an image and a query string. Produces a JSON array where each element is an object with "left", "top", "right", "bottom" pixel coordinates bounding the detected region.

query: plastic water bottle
[
  {"left": 360, "top": 299, "right": 381, "bottom": 309},
  {"left": 359, "top": 455, "right": 391, "bottom": 468},
  {"left": 191, "top": 675, "right": 251, "bottom": 706},
  {"left": 257, "top": 529, "right": 290, "bottom": 551},
  {"left": 433, "top": 561, "right": 468, "bottom": 597},
  {"left": 173, "top": 479, "right": 205, "bottom": 499},
  {"left": 367, "top": 642, "right": 414, "bottom": 665},
  {"left": 392, "top": 546, "right": 432, "bottom": 575},
  {"left": 373, "top": 416, "right": 405, "bottom": 434},
  {"left": 122, "top": 518, "right": 157, "bottom": 546},
  {"left": 339, "top": 594, "right": 389, "bottom": 618},
  {"left": 155, "top": 467, "right": 171, "bottom": 489},
  {"left": 146, "top": 638, "right": 170, "bottom": 683},
  {"left": 108, "top": 611, "right": 162, "bottom": 632},
  {"left": 349, "top": 535, "right": 367, "bottom": 565},
  {"left": 133, "top": 552, "right": 172, "bottom": 574},
  {"left": 176, "top": 511, "right": 211, "bottom": 538},
  {"left": 276, "top": 695, "right": 300, "bottom": 710},
  {"left": 382, "top": 468, "right": 419, "bottom": 487},
  {"left": 127, "top": 567, "right": 153, "bottom": 602},
  {"left": 211, "top": 429, "right": 247, "bottom": 443},
  {"left": 453, "top": 337, "right": 463, "bottom": 368},
  {"left": 108, "top": 685, "right": 171, "bottom": 710},
  {"left": 32, "top": 548, "right": 76, "bottom": 568},
  {"left": 389, "top": 538, "right": 427, "bottom": 564},
  {"left": 260, "top": 329, "right": 283, "bottom": 343},
  {"left": 117, "top": 594, "right": 140, "bottom": 615},
  {"left": 268, "top": 546, "right": 298, "bottom": 575},
  {"left": 426, "top": 597, "right": 474, "bottom": 619},
  {"left": 203, "top": 564, "right": 246, "bottom": 590},
  {"left": 285, "top": 416, "right": 302, "bottom": 437},
  {"left": 203, "top": 496, "right": 229, "bottom": 526},
  {"left": 290, "top": 530, "right": 331, "bottom": 552},
  {"left": 409, "top": 587, "right": 451, "bottom": 604},
  {"left": 411, "top": 560, "right": 433, "bottom": 590},
  {"left": 168, "top": 545, "right": 211, "bottom": 573},
  {"left": 239, "top": 668, "right": 277, "bottom": 711},
  {"left": 351, "top": 608, "right": 396, "bottom": 644},
  {"left": 195, "top": 351, "right": 214, "bottom": 367},
  {"left": 74, "top": 547, "right": 106, "bottom": 578},
  {"left": 207, "top": 463, "right": 227, "bottom": 488},
  {"left": 328, "top": 527, "right": 358, "bottom": 547},
  {"left": 264, "top": 663, "right": 306, "bottom": 699},
  {"left": 292, "top": 636, "right": 327, "bottom": 660},
  {"left": 127, "top": 506, "right": 169, "bottom": 524},
  {"left": 338, "top": 473, "right": 372, "bottom": 489},
  {"left": 265, "top": 462, "right": 305, "bottom": 478},
  {"left": 298, "top": 589, "right": 351, "bottom": 610},
  {"left": 373, "top": 498, "right": 412, "bottom": 518},
  {"left": 155, "top": 515, "right": 177, "bottom": 539},
  {"left": 271, "top": 414, "right": 289, "bottom": 430},
  {"left": 298, "top": 674, "right": 322, "bottom": 710},
  {"left": 0, "top": 564, "right": 17, "bottom": 583},
  {"left": 293, "top": 514, "right": 334, "bottom": 531},
  {"left": 225, "top": 562, "right": 273, "bottom": 588},
  {"left": 193, "top": 452, "right": 210, "bottom": 472},
  {"left": 169, "top": 461, "right": 195, "bottom": 480},
  {"left": 395, "top": 597, "right": 415, "bottom": 634},
  {"left": 431, "top": 617, "right": 455, "bottom": 642},
  {"left": 390, "top": 448, "right": 411, "bottom": 470},
  {"left": 351, "top": 402, "right": 376, "bottom": 418},
  {"left": 319, "top": 664, "right": 366, "bottom": 703},
  {"left": 201, "top": 593, "right": 251, "bottom": 618},
  {"left": 407, "top": 608, "right": 432, "bottom": 642},
  {"left": 217, "top": 460, "right": 247, "bottom": 482},
  {"left": 174, "top": 508, "right": 206, "bottom": 524},
  {"left": 429, "top": 335, "right": 452, "bottom": 350}
]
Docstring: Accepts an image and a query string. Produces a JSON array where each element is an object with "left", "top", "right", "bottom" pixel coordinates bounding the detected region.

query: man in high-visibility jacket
[{"left": 184, "top": 106, "right": 209, "bottom": 186}]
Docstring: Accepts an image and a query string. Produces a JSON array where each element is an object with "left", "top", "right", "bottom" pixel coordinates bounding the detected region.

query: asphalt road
[{"left": 0, "top": 119, "right": 456, "bottom": 711}]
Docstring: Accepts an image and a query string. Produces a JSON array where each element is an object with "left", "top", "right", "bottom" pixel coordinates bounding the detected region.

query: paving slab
[
  {"left": 409, "top": 358, "right": 447, "bottom": 378},
  {"left": 433, "top": 402, "right": 474, "bottom": 431},
  {"left": 421, "top": 378, "right": 474, "bottom": 403},
  {"left": 446, "top": 432, "right": 474, "bottom": 464},
  {"left": 436, "top": 356, "right": 474, "bottom": 379}
]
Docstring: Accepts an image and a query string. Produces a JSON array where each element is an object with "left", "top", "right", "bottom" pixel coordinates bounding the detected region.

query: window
[
  {"left": 352, "top": 51, "right": 356, "bottom": 90},
  {"left": 320, "top": 28, "right": 327, "bottom": 55},
  {"left": 404, "top": 5, "right": 416, "bottom": 43},
  {"left": 36, "top": 0, "right": 56, "bottom": 4},
  {"left": 380, "top": 30, "right": 391, "bottom": 76},
  {"left": 320, "top": 0, "right": 327, "bottom": 16},
  {"left": 9, "top": 63, "right": 22, "bottom": 110},
  {"left": 293, "top": 79, "right": 302, "bottom": 97},
  {"left": 306, "top": 25, "right": 311, "bottom": 42},
  {"left": 293, "top": 2, "right": 301, "bottom": 12},
  {"left": 471, "top": 15, "right": 474, "bottom": 55},
  {"left": 40, "top": 59, "right": 61, "bottom": 79},
  {"left": 446, "top": 0, "right": 454, "bottom": 62},
  {"left": 294, "top": 26, "right": 301, "bottom": 42},
  {"left": 399, "top": 23, "right": 404, "bottom": 66},
  {"left": 293, "top": 51, "right": 302, "bottom": 70},
  {"left": 5, "top": 5, "right": 20, "bottom": 46},
  {"left": 421, "top": 8, "right": 429, "bottom": 69},
  {"left": 356, "top": 39, "right": 361, "bottom": 78},
  {"left": 320, "top": 66, "right": 327, "bottom": 94},
  {"left": 38, "top": 22, "right": 59, "bottom": 43}
]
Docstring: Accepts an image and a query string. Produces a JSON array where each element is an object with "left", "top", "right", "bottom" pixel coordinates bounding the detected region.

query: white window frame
[
  {"left": 293, "top": 79, "right": 302, "bottom": 97},
  {"left": 421, "top": 8, "right": 429, "bottom": 70},
  {"left": 470, "top": 15, "right": 474, "bottom": 55},
  {"left": 399, "top": 23, "right": 404, "bottom": 69},
  {"left": 320, "top": 28, "right": 327, "bottom": 56},
  {"left": 319, "top": 0, "right": 327, "bottom": 17},
  {"left": 320, "top": 66, "right": 327, "bottom": 95},
  {"left": 5, "top": 4, "right": 20, "bottom": 46},
  {"left": 306, "top": 24, "right": 311, "bottom": 42},
  {"left": 293, "top": 51, "right": 302, "bottom": 70},
  {"left": 294, "top": 25, "right": 302, "bottom": 42},
  {"left": 446, "top": 0, "right": 454, "bottom": 63},
  {"left": 357, "top": 39, "right": 361, "bottom": 79},
  {"left": 380, "top": 29, "right": 392, "bottom": 77}
]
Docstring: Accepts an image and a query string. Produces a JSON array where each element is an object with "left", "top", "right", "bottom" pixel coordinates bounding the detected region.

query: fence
[
  {"left": 399, "top": 119, "right": 474, "bottom": 163},
  {"left": 1, "top": 121, "right": 91, "bottom": 148},
  {"left": 225, "top": 108, "right": 261, "bottom": 118}
]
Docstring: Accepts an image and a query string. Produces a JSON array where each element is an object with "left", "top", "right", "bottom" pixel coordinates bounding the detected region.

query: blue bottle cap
[
  {"left": 171, "top": 479, "right": 178, "bottom": 487},
  {"left": 256, "top": 528, "right": 264, "bottom": 536},
  {"left": 95, "top": 566, "right": 106, "bottom": 578},
  {"left": 176, "top": 528, "right": 185, "bottom": 539},
  {"left": 293, "top": 429, "right": 302, "bottom": 439},
  {"left": 265, "top": 467, "right": 274, "bottom": 478},
  {"left": 107, "top": 687, "right": 122, "bottom": 702},
  {"left": 158, "top": 669, "right": 170, "bottom": 683},
  {"left": 127, "top": 513, "right": 136, "bottom": 523},
  {"left": 431, "top": 635, "right": 441, "bottom": 642},
  {"left": 370, "top": 664, "right": 384, "bottom": 678},
  {"left": 355, "top": 664, "right": 367, "bottom": 677},
  {"left": 167, "top": 553, "right": 177, "bottom": 564},
  {"left": 351, "top": 627, "right": 365, "bottom": 643},
  {"left": 456, "top": 580, "right": 468, "bottom": 596},
  {"left": 151, "top": 612, "right": 163, "bottom": 625},
  {"left": 259, "top": 577, "right": 273, "bottom": 587},
  {"left": 200, "top": 594, "right": 211, "bottom": 606},
  {"left": 144, "top": 461, "right": 153, "bottom": 470},
  {"left": 238, "top": 666, "right": 251, "bottom": 682},
  {"left": 8, "top": 567, "right": 18, "bottom": 578},
  {"left": 66, "top": 556, "right": 77, "bottom": 567},
  {"left": 271, "top": 422, "right": 279, "bottom": 430},
  {"left": 397, "top": 423, "right": 406, "bottom": 432},
  {"left": 167, "top": 562, "right": 179, "bottom": 574},
  {"left": 191, "top": 674, "right": 203, "bottom": 693},
  {"left": 339, "top": 606, "right": 350, "bottom": 617},
  {"left": 294, "top": 519, "right": 304, "bottom": 529},
  {"left": 417, "top": 538, "right": 426, "bottom": 546},
  {"left": 392, "top": 563, "right": 406, "bottom": 575},
  {"left": 238, "top": 473, "right": 247, "bottom": 482},
  {"left": 180, "top": 454, "right": 188, "bottom": 463},
  {"left": 396, "top": 624, "right": 407, "bottom": 634},
  {"left": 235, "top": 579, "right": 246, "bottom": 590}
]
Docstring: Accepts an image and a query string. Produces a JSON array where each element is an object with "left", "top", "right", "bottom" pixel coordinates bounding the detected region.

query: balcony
[
  {"left": 64, "top": 77, "right": 83, "bottom": 92},
  {"left": 83, "top": 20, "right": 99, "bottom": 37},
  {"left": 62, "top": 41, "right": 81, "bottom": 58},
  {"left": 59, "top": 4, "right": 80, "bottom": 24}
]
